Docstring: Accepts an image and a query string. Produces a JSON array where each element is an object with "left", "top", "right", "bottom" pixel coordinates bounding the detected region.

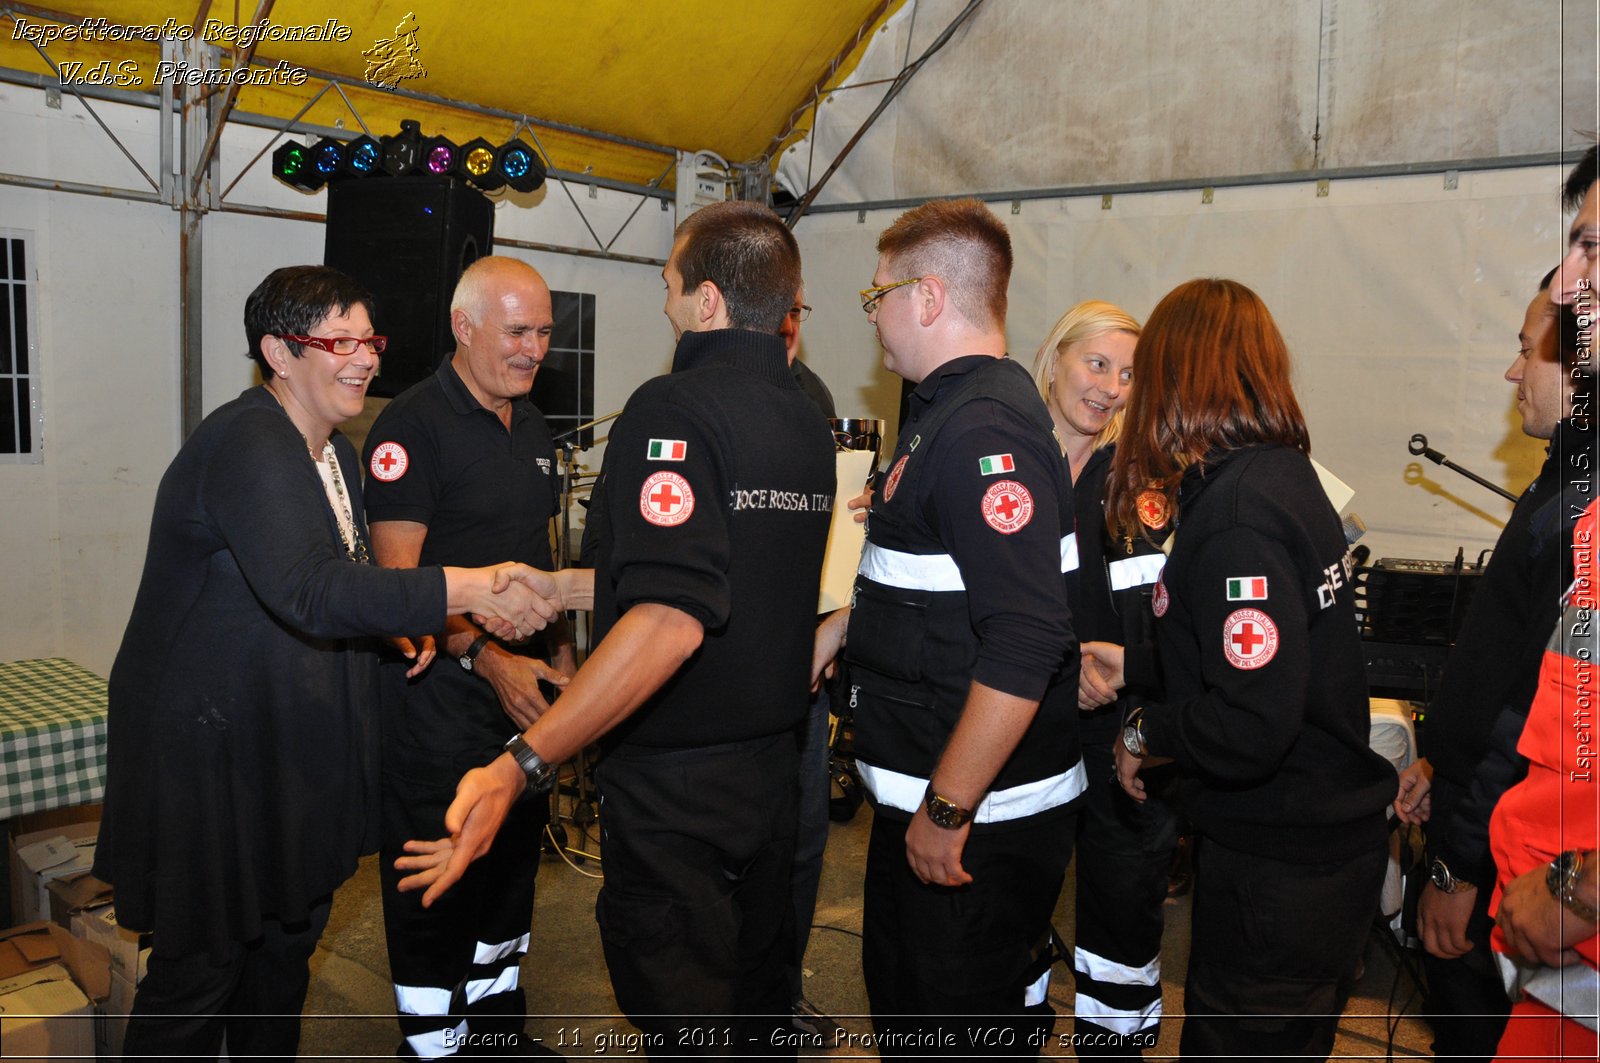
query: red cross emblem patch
[
  {"left": 883, "top": 455, "right": 909, "bottom": 502},
  {"left": 369, "top": 441, "right": 409, "bottom": 482},
  {"left": 640, "top": 471, "right": 694, "bottom": 527},
  {"left": 1223, "top": 608, "right": 1278, "bottom": 669},
  {"left": 981, "top": 480, "right": 1034, "bottom": 534},
  {"left": 1136, "top": 489, "right": 1169, "bottom": 530},
  {"left": 1152, "top": 577, "right": 1169, "bottom": 618}
]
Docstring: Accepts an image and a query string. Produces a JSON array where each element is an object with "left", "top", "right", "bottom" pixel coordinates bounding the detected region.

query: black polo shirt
[
  {"left": 586, "top": 328, "right": 835, "bottom": 751},
  {"left": 362, "top": 357, "right": 560, "bottom": 772}
]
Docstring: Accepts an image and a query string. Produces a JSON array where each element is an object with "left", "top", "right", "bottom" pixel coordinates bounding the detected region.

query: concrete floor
[{"left": 298, "top": 780, "right": 1437, "bottom": 1060}]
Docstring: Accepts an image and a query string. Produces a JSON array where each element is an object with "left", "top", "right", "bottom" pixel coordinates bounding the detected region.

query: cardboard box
[
  {"left": 47, "top": 870, "right": 113, "bottom": 929},
  {"left": 71, "top": 903, "right": 148, "bottom": 984},
  {"left": 96, "top": 966, "right": 136, "bottom": 1061},
  {"left": 0, "top": 921, "right": 110, "bottom": 1001},
  {"left": 0, "top": 963, "right": 94, "bottom": 1061},
  {"left": 9, "top": 820, "right": 99, "bottom": 925}
]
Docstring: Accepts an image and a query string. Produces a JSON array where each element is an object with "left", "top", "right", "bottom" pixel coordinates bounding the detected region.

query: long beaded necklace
[
  {"left": 316, "top": 443, "right": 371, "bottom": 564},
  {"left": 266, "top": 383, "right": 371, "bottom": 564}
]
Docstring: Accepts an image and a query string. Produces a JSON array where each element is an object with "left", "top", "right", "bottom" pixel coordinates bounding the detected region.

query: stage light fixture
[
  {"left": 494, "top": 139, "right": 546, "bottom": 193},
  {"left": 458, "top": 137, "right": 504, "bottom": 190},
  {"left": 310, "top": 137, "right": 347, "bottom": 181},
  {"left": 421, "top": 136, "right": 458, "bottom": 177},
  {"left": 272, "top": 140, "right": 326, "bottom": 191},
  {"left": 342, "top": 135, "right": 382, "bottom": 178},
  {"left": 381, "top": 119, "right": 422, "bottom": 176}
]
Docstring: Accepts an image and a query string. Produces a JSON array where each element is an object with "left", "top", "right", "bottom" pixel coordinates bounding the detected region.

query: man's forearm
[
  {"left": 516, "top": 602, "right": 700, "bottom": 764},
  {"left": 928, "top": 680, "right": 1041, "bottom": 809}
]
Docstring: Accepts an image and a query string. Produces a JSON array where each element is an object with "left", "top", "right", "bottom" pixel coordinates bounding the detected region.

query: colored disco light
[{"left": 494, "top": 139, "right": 546, "bottom": 193}]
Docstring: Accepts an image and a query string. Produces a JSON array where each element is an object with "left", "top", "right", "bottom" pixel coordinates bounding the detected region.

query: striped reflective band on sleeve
[
  {"left": 1108, "top": 553, "right": 1166, "bottom": 591},
  {"left": 855, "top": 758, "right": 1086, "bottom": 823},
  {"left": 858, "top": 534, "right": 1079, "bottom": 592}
]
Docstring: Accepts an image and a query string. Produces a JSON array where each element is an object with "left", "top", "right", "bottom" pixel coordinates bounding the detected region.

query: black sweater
[{"left": 1140, "top": 445, "right": 1395, "bottom": 862}]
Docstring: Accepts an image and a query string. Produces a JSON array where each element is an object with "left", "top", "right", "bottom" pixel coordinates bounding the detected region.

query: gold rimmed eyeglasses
[{"left": 859, "top": 277, "right": 922, "bottom": 315}]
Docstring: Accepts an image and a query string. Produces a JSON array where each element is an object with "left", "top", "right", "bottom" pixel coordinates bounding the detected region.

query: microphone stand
[
  {"left": 1408, "top": 433, "right": 1519, "bottom": 503},
  {"left": 553, "top": 411, "right": 623, "bottom": 567},
  {"left": 544, "top": 410, "right": 620, "bottom": 866}
]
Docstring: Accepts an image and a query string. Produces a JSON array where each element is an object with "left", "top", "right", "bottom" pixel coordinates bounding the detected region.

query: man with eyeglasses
[
  {"left": 361, "top": 256, "right": 575, "bottom": 1059},
  {"left": 813, "top": 198, "right": 1081, "bottom": 1057}
]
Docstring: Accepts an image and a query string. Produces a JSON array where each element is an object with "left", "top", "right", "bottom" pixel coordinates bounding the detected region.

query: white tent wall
[
  {"left": 789, "top": 163, "right": 1571, "bottom": 569},
  {"left": 777, "top": 0, "right": 1593, "bottom": 205},
  {"left": 0, "top": 85, "right": 674, "bottom": 674}
]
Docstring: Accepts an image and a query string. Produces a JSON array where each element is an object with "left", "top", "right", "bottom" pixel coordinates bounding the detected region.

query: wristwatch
[
  {"left": 923, "top": 784, "right": 974, "bottom": 830},
  {"left": 1428, "top": 857, "right": 1475, "bottom": 895},
  {"left": 503, "top": 734, "right": 558, "bottom": 793},
  {"left": 1121, "top": 707, "right": 1147, "bottom": 758},
  {"left": 458, "top": 632, "right": 492, "bottom": 672},
  {"left": 1546, "top": 850, "right": 1600, "bottom": 923}
]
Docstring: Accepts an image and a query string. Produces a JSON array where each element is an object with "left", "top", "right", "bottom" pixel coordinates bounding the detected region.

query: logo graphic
[
  {"left": 1226, "top": 576, "right": 1268, "bottom": 601},
  {"left": 1136, "top": 489, "right": 1169, "bottom": 530},
  {"left": 980, "top": 480, "right": 1034, "bottom": 534},
  {"left": 1152, "top": 578, "right": 1169, "bottom": 618},
  {"left": 369, "top": 441, "right": 408, "bottom": 482},
  {"left": 1222, "top": 608, "right": 1279, "bottom": 670},
  {"left": 639, "top": 471, "right": 694, "bottom": 527},
  {"left": 647, "top": 438, "right": 686, "bottom": 461},
  {"left": 977, "top": 453, "right": 1014, "bottom": 476},
  {"left": 363, "top": 11, "right": 425, "bottom": 88},
  {"left": 882, "top": 455, "right": 909, "bottom": 502}
]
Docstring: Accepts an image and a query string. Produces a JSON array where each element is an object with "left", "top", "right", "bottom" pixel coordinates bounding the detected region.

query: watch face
[
  {"left": 459, "top": 655, "right": 474, "bottom": 671},
  {"left": 925, "top": 795, "right": 968, "bottom": 829},
  {"left": 1122, "top": 726, "right": 1142, "bottom": 757},
  {"left": 1428, "top": 859, "right": 1451, "bottom": 892}
]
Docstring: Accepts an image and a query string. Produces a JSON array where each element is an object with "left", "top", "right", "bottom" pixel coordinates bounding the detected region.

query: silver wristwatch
[{"left": 503, "top": 734, "right": 558, "bottom": 793}]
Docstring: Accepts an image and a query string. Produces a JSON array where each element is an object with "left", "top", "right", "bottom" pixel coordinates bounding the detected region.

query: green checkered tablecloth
[{"left": 0, "top": 657, "right": 108, "bottom": 819}]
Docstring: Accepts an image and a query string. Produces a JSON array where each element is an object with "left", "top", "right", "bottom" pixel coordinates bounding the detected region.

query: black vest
[{"left": 846, "top": 358, "right": 1083, "bottom": 822}]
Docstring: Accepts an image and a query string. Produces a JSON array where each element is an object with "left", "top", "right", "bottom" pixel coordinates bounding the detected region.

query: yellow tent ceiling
[{"left": 0, "top": 0, "right": 903, "bottom": 190}]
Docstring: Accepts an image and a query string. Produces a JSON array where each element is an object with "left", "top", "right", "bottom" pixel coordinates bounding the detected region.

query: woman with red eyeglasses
[{"left": 95, "top": 265, "right": 558, "bottom": 1061}]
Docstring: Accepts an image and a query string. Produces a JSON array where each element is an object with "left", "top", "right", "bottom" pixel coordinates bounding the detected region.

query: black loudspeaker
[{"left": 324, "top": 177, "right": 493, "bottom": 398}]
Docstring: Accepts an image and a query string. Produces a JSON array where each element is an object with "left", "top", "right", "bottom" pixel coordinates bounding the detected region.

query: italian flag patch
[
  {"left": 647, "top": 439, "right": 686, "bottom": 461},
  {"left": 978, "top": 453, "right": 1015, "bottom": 475},
  {"left": 1226, "top": 577, "right": 1268, "bottom": 601}
]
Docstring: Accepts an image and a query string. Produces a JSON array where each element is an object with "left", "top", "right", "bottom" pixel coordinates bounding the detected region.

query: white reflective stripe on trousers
[
  {"left": 1072, "top": 991, "right": 1163, "bottom": 1036},
  {"left": 473, "top": 932, "right": 530, "bottom": 965},
  {"left": 464, "top": 964, "right": 520, "bottom": 1006},
  {"left": 1073, "top": 943, "right": 1161, "bottom": 986}
]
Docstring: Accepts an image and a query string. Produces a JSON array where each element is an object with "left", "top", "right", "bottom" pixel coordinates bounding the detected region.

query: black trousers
[
  {"left": 1180, "top": 834, "right": 1387, "bottom": 1063},
  {"left": 862, "top": 807, "right": 1075, "bottom": 1060},
  {"left": 1072, "top": 719, "right": 1180, "bottom": 1057},
  {"left": 380, "top": 766, "right": 545, "bottom": 1058},
  {"left": 121, "top": 896, "right": 332, "bottom": 1062},
  {"left": 594, "top": 733, "right": 799, "bottom": 1059},
  {"left": 1419, "top": 885, "right": 1513, "bottom": 1062},
  {"left": 787, "top": 686, "right": 833, "bottom": 1004}
]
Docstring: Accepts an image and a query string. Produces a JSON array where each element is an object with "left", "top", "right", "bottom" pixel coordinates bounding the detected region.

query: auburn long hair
[{"left": 1107, "top": 278, "right": 1309, "bottom": 537}]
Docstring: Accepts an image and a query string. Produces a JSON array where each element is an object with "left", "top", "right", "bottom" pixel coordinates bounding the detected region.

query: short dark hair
[
  {"left": 673, "top": 201, "right": 801, "bottom": 333},
  {"left": 244, "top": 265, "right": 374, "bottom": 377},
  {"left": 1564, "top": 143, "right": 1597, "bottom": 212},
  {"left": 875, "top": 198, "right": 1012, "bottom": 332}
]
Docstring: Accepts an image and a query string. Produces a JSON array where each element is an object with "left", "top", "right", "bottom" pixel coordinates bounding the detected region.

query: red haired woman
[{"left": 1107, "top": 278, "right": 1395, "bottom": 1060}]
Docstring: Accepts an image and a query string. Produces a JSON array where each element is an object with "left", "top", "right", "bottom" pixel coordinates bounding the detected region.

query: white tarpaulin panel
[
  {"left": 791, "top": 165, "right": 1571, "bottom": 568},
  {"left": 778, "top": 0, "right": 1594, "bottom": 205}
]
